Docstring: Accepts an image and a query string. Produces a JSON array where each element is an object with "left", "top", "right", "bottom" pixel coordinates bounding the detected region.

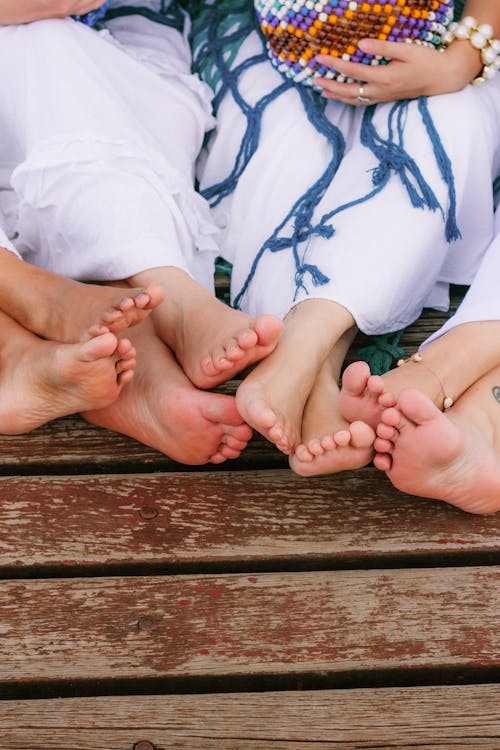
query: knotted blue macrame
[{"left": 192, "top": 0, "right": 461, "bottom": 312}]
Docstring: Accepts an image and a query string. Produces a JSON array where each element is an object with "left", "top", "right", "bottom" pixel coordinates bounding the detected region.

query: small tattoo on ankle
[{"left": 492, "top": 386, "right": 500, "bottom": 404}]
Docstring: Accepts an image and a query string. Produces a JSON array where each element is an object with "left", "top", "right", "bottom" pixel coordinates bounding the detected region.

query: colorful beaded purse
[{"left": 255, "top": 0, "right": 456, "bottom": 87}]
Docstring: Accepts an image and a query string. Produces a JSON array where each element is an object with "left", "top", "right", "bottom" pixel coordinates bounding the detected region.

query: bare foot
[
  {"left": 291, "top": 419, "right": 375, "bottom": 476},
  {"left": 0, "top": 247, "right": 164, "bottom": 343},
  {"left": 82, "top": 320, "right": 253, "bottom": 465},
  {"left": 340, "top": 359, "right": 445, "bottom": 430},
  {"left": 236, "top": 300, "right": 352, "bottom": 455},
  {"left": 128, "top": 266, "right": 283, "bottom": 389},
  {"left": 289, "top": 341, "right": 374, "bottom": 475},
  {"left": 374, "top": 388, "right": 500, "bottom": 514},
  {"left": 0, "top": 317, "right": 135, "bottom": 435}
]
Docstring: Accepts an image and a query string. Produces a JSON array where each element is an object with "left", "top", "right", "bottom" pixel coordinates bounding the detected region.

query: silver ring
[{"left": 356, "top": 84, "right": 372, "bottom": 104}]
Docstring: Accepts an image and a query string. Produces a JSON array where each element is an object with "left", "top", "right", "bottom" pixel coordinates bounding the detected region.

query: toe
[
  {"left": 220, "top": 445, "right": 241, "bottom": 459},
  {"left": 117, "top": 369, "right": 135, "bottom": 387},
  {"left": 320, "top": 434, "right": 336, "bottom": 451},
  {"left": 374, "top": 453, "right": 392, "bottom": 471},
  {"left": 294, "top": 444, "right": 314, "bottom": 462},
  {"left": 307, "top": 438, "right": 324, "bottom": 456},
  {"left": 366, "top": 374, "right": 385, "bottom": 398},
  {"left": 333, "top": 429, "right": 350, "bottom": 447},
  {"left": 209, "top": 452, "right": 228, "bottom": 464},
  {"left": 349, "top": 420, "right": 375, "bottom": 448},
  {"left": 116, "top": 296, "right": 135, "bottom": 312},
  {"left": 378, "top": 391, "right": 397, "bottom": 408},
  {"left": 374, "top": 437, "right": 393, "bottom": 453},
  {"left": 221, "top": 434, "right": 248, "bottom": 451},
  {"left": 376, "top": 422, "right": 397, "bottom": 441},
  {"left": 236, "top": 328, "right": 259, "bottom": 351},
  {"left": 381, "top": 406, "right": 403, "bottom": 428},
  {"left": 341, "top": 361, "right": 371, "bottom": 395}
]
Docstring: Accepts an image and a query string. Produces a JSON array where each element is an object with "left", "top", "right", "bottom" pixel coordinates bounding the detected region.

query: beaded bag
[{"left": 255, "top": 0, "right": 457, "bottom": 87}]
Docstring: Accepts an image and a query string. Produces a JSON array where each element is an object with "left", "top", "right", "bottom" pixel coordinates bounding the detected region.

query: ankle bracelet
[{"left": 397, "top": 352, "right": 454, "bottom": 410}]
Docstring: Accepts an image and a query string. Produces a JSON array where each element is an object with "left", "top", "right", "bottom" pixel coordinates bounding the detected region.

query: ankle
[{"left": 396, "top": 353, "right": 454, "bottom": 411}]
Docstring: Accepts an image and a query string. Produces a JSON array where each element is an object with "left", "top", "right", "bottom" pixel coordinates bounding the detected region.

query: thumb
[{"left": 358, "top": 38, "right": 413, "bottom": 61}]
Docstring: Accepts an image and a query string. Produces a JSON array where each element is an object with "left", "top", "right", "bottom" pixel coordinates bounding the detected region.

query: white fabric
[
  {"left": 0, "top": 3, "right": 218, "bottom": 288},
  {"left": 0, "top": 225, "right": 18, "bottom": 256},
  {"left": 423, "top": 202, "right": 500, "bottom": 345},
  {"left": 199, "top": 31, "right": 500, "bottom": 334}
]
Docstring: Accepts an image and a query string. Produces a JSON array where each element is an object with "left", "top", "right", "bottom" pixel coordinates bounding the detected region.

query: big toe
[
  {"left": 341, "top": 361, "right": 371, "bottom": 396},
  {"left": 254, "top": 314, "right": 284, "bottom": 347},
  {"left": 350, "top": 420, "right": 376, "bottom": 448}
]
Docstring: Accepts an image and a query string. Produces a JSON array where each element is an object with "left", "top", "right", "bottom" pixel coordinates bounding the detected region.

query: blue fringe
[{"left": 192, "top": 2, "right": 462, "bottom": 311}]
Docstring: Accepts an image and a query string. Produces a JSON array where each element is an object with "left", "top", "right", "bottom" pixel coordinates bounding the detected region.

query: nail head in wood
[
  {"left": 138, "top": 506, "right": 158, "bottom": 520},
  {"left": 137, "top": 617, "right": 155, "bottom": 630}
]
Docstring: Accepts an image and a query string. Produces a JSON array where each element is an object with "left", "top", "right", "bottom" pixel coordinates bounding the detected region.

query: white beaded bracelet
[{"left": 442, "top": 15, "right": 500, "bottom": 84}]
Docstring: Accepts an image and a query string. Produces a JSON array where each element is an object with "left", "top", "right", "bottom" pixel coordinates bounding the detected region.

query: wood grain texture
[
  {"left": 0, "top": 413, "right": 287, "bottom": 473},
  {"left": 0, "top": 470, "right": 499, "bottom": 570},
  {"left": 0, "top": 685, "right": 499, "bottom": 748},
  {"left": 0, "top": 567, "right": 498, "bottom": 681}
]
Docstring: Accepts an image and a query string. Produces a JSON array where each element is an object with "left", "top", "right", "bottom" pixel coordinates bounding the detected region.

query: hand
[{"left": 314, "top": 38, "right": 483, "bottom": 106}]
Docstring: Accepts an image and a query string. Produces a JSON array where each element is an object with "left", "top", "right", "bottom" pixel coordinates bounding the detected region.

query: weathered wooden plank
[
  {"left": 1, "top": 685, "right": 499, "bottom": 748},
  {"left": 0, "top": 568, "right": 498, "bottom": 682},
  {"left": 0, "top": 470, "right": 499, "bottom": 570},
  {"left": 0, "top": 412, "right": 287, "bottom": 474}
]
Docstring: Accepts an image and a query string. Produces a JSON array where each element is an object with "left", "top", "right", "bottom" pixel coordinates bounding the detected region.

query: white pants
[
  {"left": 0, "top": 2, "right": 218, "bottom": 288},
  {"left": 0, "top": 226, "right": 15, "bottom": 255},
  {"left": 424, "top": 202, "right": 500, "bottom": 345},
  {"left": 199, "top": 30, "right": 500, "bottom": 334}
]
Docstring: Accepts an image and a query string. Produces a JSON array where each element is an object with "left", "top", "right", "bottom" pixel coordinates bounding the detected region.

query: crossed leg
[
  {"left": 82, "top": 317, "right": 253, "bottom": 465},
  {"left": 0, "top": 310, "right": 135, "bottom": 434},
  {"left": 289, "top": 330, "right": 375, "bottom": 476},
  {"left": 235, "top": 297, "right": 356, "bottom": 455},
  {"left": 127, "top": 266, "right": 284, "bottom": 390},
  {"left": 0, "top": 247, "right": 164, "bottom": 343},
  {"left": 340, "top": 321, "right": 500, "bottom": 430},
  {"left": 373, "top": 370, "right": 500, "bottom": 514}
]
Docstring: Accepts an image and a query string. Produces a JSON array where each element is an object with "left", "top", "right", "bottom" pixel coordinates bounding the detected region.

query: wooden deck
[{"left": 0, "top": 298, "right": 499, "bottom": 749}]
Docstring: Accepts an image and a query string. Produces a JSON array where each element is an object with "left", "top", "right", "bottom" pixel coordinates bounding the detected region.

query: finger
[
  {"left": 317, "top": 81, "right": 372, "bottom": 106},
  {"left": 358, "top": 38, "right": 415, "bottom": 61},
  {"left": 315, "top": 54, "right": 379, "bottom": 82}
]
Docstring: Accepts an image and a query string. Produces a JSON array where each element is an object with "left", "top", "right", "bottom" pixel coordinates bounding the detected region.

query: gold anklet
[{"left": 397, "top": 352, "right": 454, "bottom": 410}]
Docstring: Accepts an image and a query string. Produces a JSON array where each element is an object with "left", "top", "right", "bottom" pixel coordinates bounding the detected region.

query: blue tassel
[
  {"left": 418, "top": 98, "right": 461, "bottom": 243},
  {"left": 73, "top": 1, "right": 110, "bottom": 26}
]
